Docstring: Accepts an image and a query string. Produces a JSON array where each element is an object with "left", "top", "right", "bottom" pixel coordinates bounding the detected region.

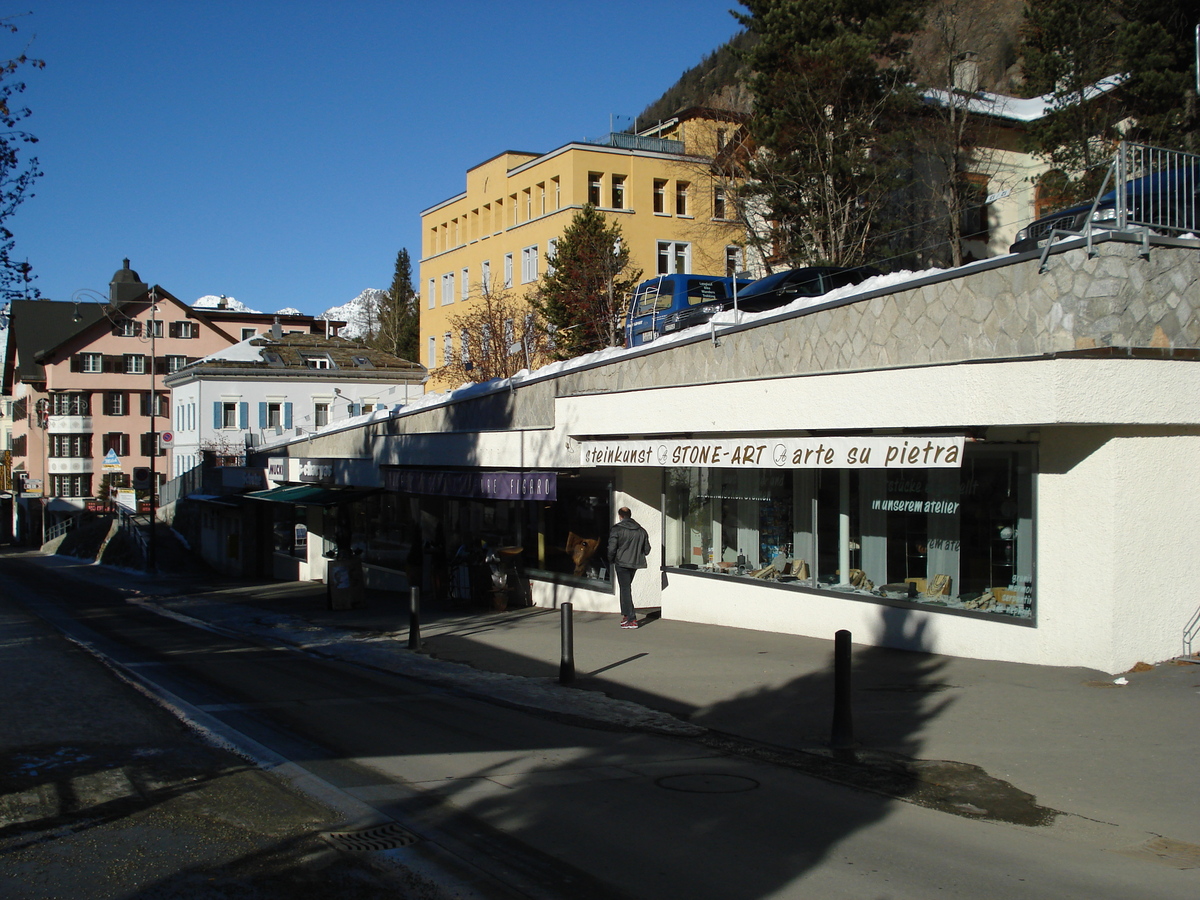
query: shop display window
[
  {"left": 664, "top": 444, "right": 1034, "bottom": 618},
  {"left": 335, "top": 473, "right": 614, "bottom": 593},
  {"left": 272, "top": 503, "right": 307, "bottom": 559}
]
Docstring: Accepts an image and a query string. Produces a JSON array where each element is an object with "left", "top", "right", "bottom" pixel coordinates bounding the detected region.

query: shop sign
[
  {"left": 297, "top": 458, "right": 335, "bottom": 483},
  {"left": 385, "top": 468, "right": 557, "bottom": 501},
  {"left": 579, "top": 436, "right": 965, "bottom": 469}
]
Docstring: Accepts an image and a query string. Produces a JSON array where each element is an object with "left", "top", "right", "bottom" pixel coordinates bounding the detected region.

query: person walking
[{"left": 608, "top": 506, "right": 651, "bottom": 628}]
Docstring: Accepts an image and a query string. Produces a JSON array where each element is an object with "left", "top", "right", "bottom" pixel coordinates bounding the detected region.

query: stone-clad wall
[{"left": 556, "top": 235, "right": 1200, "bottom": 398}]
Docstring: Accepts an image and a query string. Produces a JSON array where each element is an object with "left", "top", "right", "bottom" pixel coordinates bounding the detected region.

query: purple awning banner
[{"left": 384, "top": 469, "right": 557, "bottom": 501}]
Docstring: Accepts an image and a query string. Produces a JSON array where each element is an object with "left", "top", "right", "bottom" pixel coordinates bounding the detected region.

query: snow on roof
[{"left": 923, "top": 74, "right": 1127, "bottom": 124}]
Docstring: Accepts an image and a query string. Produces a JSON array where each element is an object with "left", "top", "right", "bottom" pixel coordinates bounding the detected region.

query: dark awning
[{"left": 246, "top": 484, "right": 381, "bottom": 506}]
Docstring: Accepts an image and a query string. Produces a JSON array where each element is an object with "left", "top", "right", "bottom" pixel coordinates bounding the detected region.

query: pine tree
[
  {"left": 734, "top": 0, "right": 924, "bottom": 268},
  {"left": 370, "top": 249, "right": 420, "bottom": 363},
  {"left": 529, "top": 204, "right": 641, "bottom": 359}
]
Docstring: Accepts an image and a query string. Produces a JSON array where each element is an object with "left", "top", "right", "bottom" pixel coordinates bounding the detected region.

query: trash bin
[{"left": 326, "top": 558, "right": 365, "bottom": 610}]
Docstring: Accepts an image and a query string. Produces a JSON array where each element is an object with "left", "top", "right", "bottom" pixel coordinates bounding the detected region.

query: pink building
[{"left": 1, "top": 260, "right": 340, "bottom": 541}]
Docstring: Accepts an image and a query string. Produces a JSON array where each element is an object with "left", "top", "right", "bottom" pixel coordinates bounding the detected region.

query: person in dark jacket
[{"left": 607, "top": 507, "right": 651, "bottom": 628}]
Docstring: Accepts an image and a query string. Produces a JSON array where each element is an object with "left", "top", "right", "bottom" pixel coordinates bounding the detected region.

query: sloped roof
[
  {"left": 3, "top": 299, "right": 110, "bottom": 390},
  {"left": 166, "top": 330, "right": 425, "bottom": 384}
]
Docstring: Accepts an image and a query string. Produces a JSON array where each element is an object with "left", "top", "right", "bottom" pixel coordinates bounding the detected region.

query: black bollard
[
  {"left": 408, "top": 586, "right": 421, "bottom": 650},
  {"left": 831, "top": 629, "right": 855, "bottom": 755},
  {"left": 559, "top": 602, "right": 575, "bottom": 684}
]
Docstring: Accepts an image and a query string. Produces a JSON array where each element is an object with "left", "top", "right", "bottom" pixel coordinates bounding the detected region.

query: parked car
[
  {"left": 733, "top": 265, "right": 884, "bottom": 313},
  {"left": 624, "top": 274, "right": 752, "bottom": 348},
  {"left": 1010, "top": 163, "right": 1200, "bottom": 254}
]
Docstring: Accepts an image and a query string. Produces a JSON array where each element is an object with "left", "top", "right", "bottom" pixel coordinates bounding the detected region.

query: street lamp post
[{"left": 147, "top": 290, "right": 158, "bottom": 572}]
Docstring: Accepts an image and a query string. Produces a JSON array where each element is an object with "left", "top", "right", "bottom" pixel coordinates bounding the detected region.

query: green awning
[{"left": 246, "top": 484, "right": 381, "bottom": 507}]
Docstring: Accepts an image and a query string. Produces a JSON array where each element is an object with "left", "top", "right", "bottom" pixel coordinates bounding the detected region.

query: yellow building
[{"left": 418, "top": 108, "right": 748, "bottom": 389}]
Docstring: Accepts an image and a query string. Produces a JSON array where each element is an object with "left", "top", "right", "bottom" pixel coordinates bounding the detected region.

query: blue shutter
[
  {"left": 258, "top": 402, "right": 267, "bottom": 429},
  {"left": 213, "top": 402, "right": 221, "bottom": 429},
  {"left": 283, "top": 402, "right": 293, "bottom": 429},
  {"left": 239, "top": 402, "right": 249, "bottom": 430}
]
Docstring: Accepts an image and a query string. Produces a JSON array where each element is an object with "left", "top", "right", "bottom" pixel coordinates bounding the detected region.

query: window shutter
[
  {"left": 239, "top": 402, "right": 248, "bottom": 430},
  {"left": 168, "top": 322, "right": 179, "bottom": 338},
  {"left": 139, "top": 392, "right": 149, "bottom": 416},
  {"left": 283, "top": 402, "right": 293, "bottom": 429},
  {"left": 213, "top": 402, "right": 221, "bottom": 429},
  {"left": 258, "top": 402, "right": 267, "bottom": 429},
  {"left": 134, "top": 321, "right": 142, "bottom": 337},
  {"left": 159, "top": 395, "right": 169, "bottom": 418},
  {"left": 71, "top": 355, "right": 82, "bottom": 373}
]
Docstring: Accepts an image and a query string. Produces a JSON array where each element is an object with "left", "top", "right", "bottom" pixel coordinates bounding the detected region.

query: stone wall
[{"left": 556, "top": 234, "right": 1200, "bottom": 397}]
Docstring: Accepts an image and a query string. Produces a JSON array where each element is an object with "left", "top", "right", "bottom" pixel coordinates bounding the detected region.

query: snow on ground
[{"left": 129, "top": 595, "right": 704, "bottom": 737}]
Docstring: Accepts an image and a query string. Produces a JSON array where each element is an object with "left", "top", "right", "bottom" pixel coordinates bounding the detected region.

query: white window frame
[
  {"left": 657, "top": 241, "right": 691, "bottom": 275},
  {"left": 504, "top": 253, "right": 513, "bottom": 289},
  {"left": 81, "top": 353, "right": 103, "bottom": 373},
  {"left": 176, "top": 320, "right": 194, "bottom": 338},
  {"left": 461, "top": 267, "right": 469, "bottom": 301},
  {"left": 441, "top": 272, "right": 455, "bottom": 306},
  {"left": 611, "top": 174, "right": 626, "bottom": 209},
  {"left": 546, "top": 238, "right": 558, "bottom": 275},
  {"left": 221, "top": 402, "right": 238, "bottom": 429},
  {"left": 428, "top": 335, "right": 436, "bottom": 368},
  {"left": 241, "top": 327, "right": 257, "bottom": 341},
  {"left": 165, "top": 355, "right": 187, "bottom": 374},
  {"left": 125, "top": 354, "right": 146, "bottom": 375},
  {"left": 481, "top": 259, "right": 491, "bottom": 292},
  {"left": 118, "top": 319, "right": 137, "bottom": 337},
  {"left": 428, "top": 278, "right": 436, "bottom": 309},
  {"left": 520, "top": 245, "right": 538, "bottom": 284}
]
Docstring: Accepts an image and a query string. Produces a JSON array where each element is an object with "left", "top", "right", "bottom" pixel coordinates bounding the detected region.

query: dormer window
[{"left": 304, "top": 354, "right": 333, "bottom": 369}]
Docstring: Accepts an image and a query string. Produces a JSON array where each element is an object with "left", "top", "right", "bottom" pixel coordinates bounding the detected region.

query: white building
[
  {"left": 164, "top": 325, "right": 426, "bottom": 478},
  {"left": 217, "top": 230, "right": 1199, "bottom": 673}
]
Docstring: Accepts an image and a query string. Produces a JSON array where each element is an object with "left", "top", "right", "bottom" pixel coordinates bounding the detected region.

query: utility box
[{"left": 326, "top": 557, "right": 365, "bottom": 610}]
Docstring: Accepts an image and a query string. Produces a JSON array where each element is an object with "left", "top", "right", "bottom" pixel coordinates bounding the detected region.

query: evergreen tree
[
  {"left": 1112, "top": 0, "right": 1198, "bottom": 153},
  {"left": 0, "top": 17, "right": 42, "bottom": 301},
  {"left": 1020, "top": 0, "right": 1199, "bottom": 204},
  {"left": 734, "top": 0, "right": 925, "bottom": 268},
  {"left": 1020, "top": 0, "right": 1123, "bottom": 202},
  {"left": 530, "top": 204, "right": 641, "bottom": 359},
  {"left": 370, "top": 248, "right": 420, "bottom": 362}
]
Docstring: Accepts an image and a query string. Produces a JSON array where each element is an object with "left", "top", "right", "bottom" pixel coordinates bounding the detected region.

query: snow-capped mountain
[
  {"left": 317, "top": 288, "right": 388, "bottom": 340},
  {"left": 190, "top": 289, "right": 388, "bottom": 341},
  {"left": 192, "top": 294, "right": 261, "bottom": 314}
]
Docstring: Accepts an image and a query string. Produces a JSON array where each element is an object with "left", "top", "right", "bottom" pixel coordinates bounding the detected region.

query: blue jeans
[{"left": 616, "top": 566, "right": 637, "bottom": 620}]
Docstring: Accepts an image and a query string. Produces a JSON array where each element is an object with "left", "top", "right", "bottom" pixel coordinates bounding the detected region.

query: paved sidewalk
[{"left": 25, "top": 551, "right": 1200, "bottom": 853}]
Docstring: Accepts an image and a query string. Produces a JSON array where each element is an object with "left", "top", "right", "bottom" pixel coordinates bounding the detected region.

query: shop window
[
  {"left": 273, "top": 504, "right": 308, "bottom": 559},
  {"left": 663, "top": 444, "right": 1035, "bottom": 618}
]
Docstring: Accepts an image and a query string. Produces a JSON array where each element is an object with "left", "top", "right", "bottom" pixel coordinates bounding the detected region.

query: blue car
[{"left": 1010, "top": 163, "right": 1200, "bottom": 254}]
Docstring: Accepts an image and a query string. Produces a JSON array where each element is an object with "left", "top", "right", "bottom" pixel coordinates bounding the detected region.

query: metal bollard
[
  {"left": 830, "top": 629, "right": 855, "bottom": 755},
  {"left": 408, "top": 586, "right": 421, "bottom": 650},
  {"left": 559, "top": 602, "right": 575, "bottom": 684}
]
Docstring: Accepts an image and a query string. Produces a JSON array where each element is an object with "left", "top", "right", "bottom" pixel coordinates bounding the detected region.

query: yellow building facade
[{"left": 418, "top": 109, "right": 748, "bottom": 390}]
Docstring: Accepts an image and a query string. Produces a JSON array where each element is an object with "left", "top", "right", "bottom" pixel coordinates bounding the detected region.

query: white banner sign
[{"left": 580, "top": 436, "right": 965, "bottom": 469}]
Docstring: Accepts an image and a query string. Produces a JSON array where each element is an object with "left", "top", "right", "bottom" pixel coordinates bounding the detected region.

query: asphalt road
[{"left": 2, "top": 552, "right": 1195, "bottom": 899}]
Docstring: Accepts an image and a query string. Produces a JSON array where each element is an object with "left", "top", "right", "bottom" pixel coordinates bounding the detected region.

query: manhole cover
[
  {"left": 655, "top": 773, "right": 760, "bottom": 794},
  {"left": 321, "top": 822, "right": 420, "bottom": 852}
]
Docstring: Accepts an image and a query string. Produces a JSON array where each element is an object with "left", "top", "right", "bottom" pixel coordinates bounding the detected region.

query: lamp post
[{"left": 145, "top": 290, "right": 158, "bottom": 570}]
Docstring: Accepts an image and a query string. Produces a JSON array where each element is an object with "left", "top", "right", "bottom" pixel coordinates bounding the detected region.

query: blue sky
[{"left": 7, "top": 1, "right": 746, "bottom": 315}]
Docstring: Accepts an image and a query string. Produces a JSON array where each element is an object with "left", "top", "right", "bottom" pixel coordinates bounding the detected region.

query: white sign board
[
  {"left": 579, "top": 436, "right": 965, "bottom": 469},
  {"left": 115, "top": 488, "right": 137, "bottom": 512}
]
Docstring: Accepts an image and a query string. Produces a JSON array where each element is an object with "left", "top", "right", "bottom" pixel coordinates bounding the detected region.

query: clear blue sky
[{"left": 8, "top": 1, "right": 746, "bottom": 315}]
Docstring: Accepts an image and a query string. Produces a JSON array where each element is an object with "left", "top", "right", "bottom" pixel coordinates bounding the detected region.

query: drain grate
[{"left": 321, "top": 822, "right": 421, "bottom": 852}]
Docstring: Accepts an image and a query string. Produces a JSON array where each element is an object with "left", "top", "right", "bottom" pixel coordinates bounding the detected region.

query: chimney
[{"left": 271, "top": 317, "right": 282, "bottom": 340}]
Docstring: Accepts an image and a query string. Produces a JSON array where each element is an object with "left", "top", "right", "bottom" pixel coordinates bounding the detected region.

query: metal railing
[
  {"left": 44, "top": 516, "right": 76, "bottom": 541},
  {"left": 1039, "top": 142, "right": 1200, "bottom": 270}
]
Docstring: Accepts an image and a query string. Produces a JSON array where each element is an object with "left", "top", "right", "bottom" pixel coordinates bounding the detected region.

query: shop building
[{"left": 238, "top": 232, "right": 1200, "bottom": 672}]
